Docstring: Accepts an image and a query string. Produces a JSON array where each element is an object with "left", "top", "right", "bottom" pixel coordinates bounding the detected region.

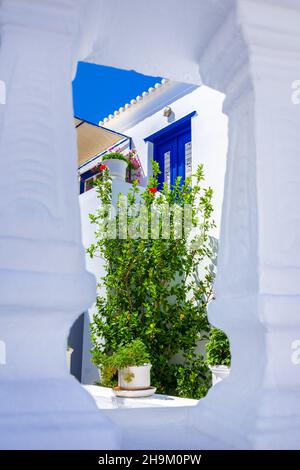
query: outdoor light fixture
[{"left": 163, "top": 106, "right": 172, "bottom": 117}]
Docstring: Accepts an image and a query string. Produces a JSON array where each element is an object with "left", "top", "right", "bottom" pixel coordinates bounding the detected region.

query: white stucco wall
[
  {"left": 122, "top": 85, "right": 228, "bottom": 233},
  {"left": 3, "top": 0, "right": 298, "bottom": 451},
  {"left": 79, "top": 188, "right": 104, "bottom": 384}
]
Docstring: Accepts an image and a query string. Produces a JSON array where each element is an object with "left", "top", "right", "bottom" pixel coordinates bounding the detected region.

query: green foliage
[
  {"left": 206, "top": 328, "right": 231, "bottom": 366},
  {"left": 102, "top": 152, "right": 132, "bottom": 167},
  {"left": 173, "top": 354, "right": 211, "bottom": 399},
  {"left": 89, "top": 160, "right": 217, "bottom": 398},
  {"left": 93, "top": 339, "right": 150, "bottom": 386}
]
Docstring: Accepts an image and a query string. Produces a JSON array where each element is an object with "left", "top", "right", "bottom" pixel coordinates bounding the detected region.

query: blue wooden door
[{"left": 155, "top": 127, "right": 191, "bottom": 188}]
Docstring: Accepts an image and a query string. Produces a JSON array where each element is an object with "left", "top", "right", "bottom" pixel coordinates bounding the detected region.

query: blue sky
[{"left": 72, "top": 62, "right": 162, "bottom": 125}]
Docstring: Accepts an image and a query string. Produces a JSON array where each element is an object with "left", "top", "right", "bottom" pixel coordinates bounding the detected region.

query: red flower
[
  {"left": 149, "top": 187, "right": 157, "bottom": 193},
  {"left": 99, "top": 164, "right": 107, "bottom": 171}
]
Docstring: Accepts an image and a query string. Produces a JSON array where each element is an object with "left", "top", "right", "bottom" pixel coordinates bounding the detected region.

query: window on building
[
  {"left": 84, "top": 176, "right": 95, "bottom": 192},
  {"left": 79, "top": 170, "right": 102, "bottom": 194}
]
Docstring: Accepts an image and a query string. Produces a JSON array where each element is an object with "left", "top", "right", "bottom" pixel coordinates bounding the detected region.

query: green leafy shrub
[
  {"left": 206, "top": 328, "right": 231, "bottom": 367},
  {"left": 89, "top": 160, "right": 216, "bottom": 398},
  {"left": 173, "top": 354, "right": 212, "bottom": 399}
]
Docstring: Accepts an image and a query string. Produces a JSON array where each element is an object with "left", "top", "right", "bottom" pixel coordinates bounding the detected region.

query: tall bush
[
  {"left": 206, "top": 328, "right": 231, "bottom": 367},
  {"left": 88, "top": 161, "right": 216, "bottom": 398}
]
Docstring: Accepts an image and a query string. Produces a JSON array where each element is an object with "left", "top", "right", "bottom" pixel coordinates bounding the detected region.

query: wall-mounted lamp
[{"left": 163, "top": 106, "right": 172, "bottom": 118}]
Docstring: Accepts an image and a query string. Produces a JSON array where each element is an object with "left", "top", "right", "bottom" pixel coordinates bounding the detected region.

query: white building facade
[{"left": 99, "top": 80, "right": 228, "bottom": 232}]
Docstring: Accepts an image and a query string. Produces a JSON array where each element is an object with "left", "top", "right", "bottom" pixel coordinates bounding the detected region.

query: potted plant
[
  {"left": 206, "top": 328, "right": 231, "bottom": 386},
  {"left": 95, "top": 339, "right": 154, "bottom": 397},
  {"left": 102, "top": 151, "right": 130, "bottom": 180}
]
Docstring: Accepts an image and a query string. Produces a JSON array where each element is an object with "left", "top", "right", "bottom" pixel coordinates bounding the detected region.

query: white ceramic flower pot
[
  {"left": 104, "top": 158, "right": 127, "bottom": 180},
  {"left": 118, "top": 364, "right": 152, "bottom": 390},
  {"left": 209, "top": 365, "right": 230, "bottom": 386}
]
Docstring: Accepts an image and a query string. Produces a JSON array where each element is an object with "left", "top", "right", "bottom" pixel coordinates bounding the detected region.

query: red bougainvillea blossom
[
  {"left": 129, "top": 156, "right": 141, "bottom": 170},
  {"left": 149, "top": 187, "right": 157, "bottom": 194},
  {"left": 92, "top": 163, "right": 108, "bottom": 173}
]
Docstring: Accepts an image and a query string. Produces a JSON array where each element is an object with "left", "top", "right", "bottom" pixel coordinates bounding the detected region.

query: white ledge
[{"left": 84, "top": 385, "right": 197, "bottom": 410}]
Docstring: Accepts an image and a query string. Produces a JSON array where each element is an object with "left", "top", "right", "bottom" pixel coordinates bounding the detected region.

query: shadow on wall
[{"left": 67, "top": 313, "right": 85, "bottom": 381}]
